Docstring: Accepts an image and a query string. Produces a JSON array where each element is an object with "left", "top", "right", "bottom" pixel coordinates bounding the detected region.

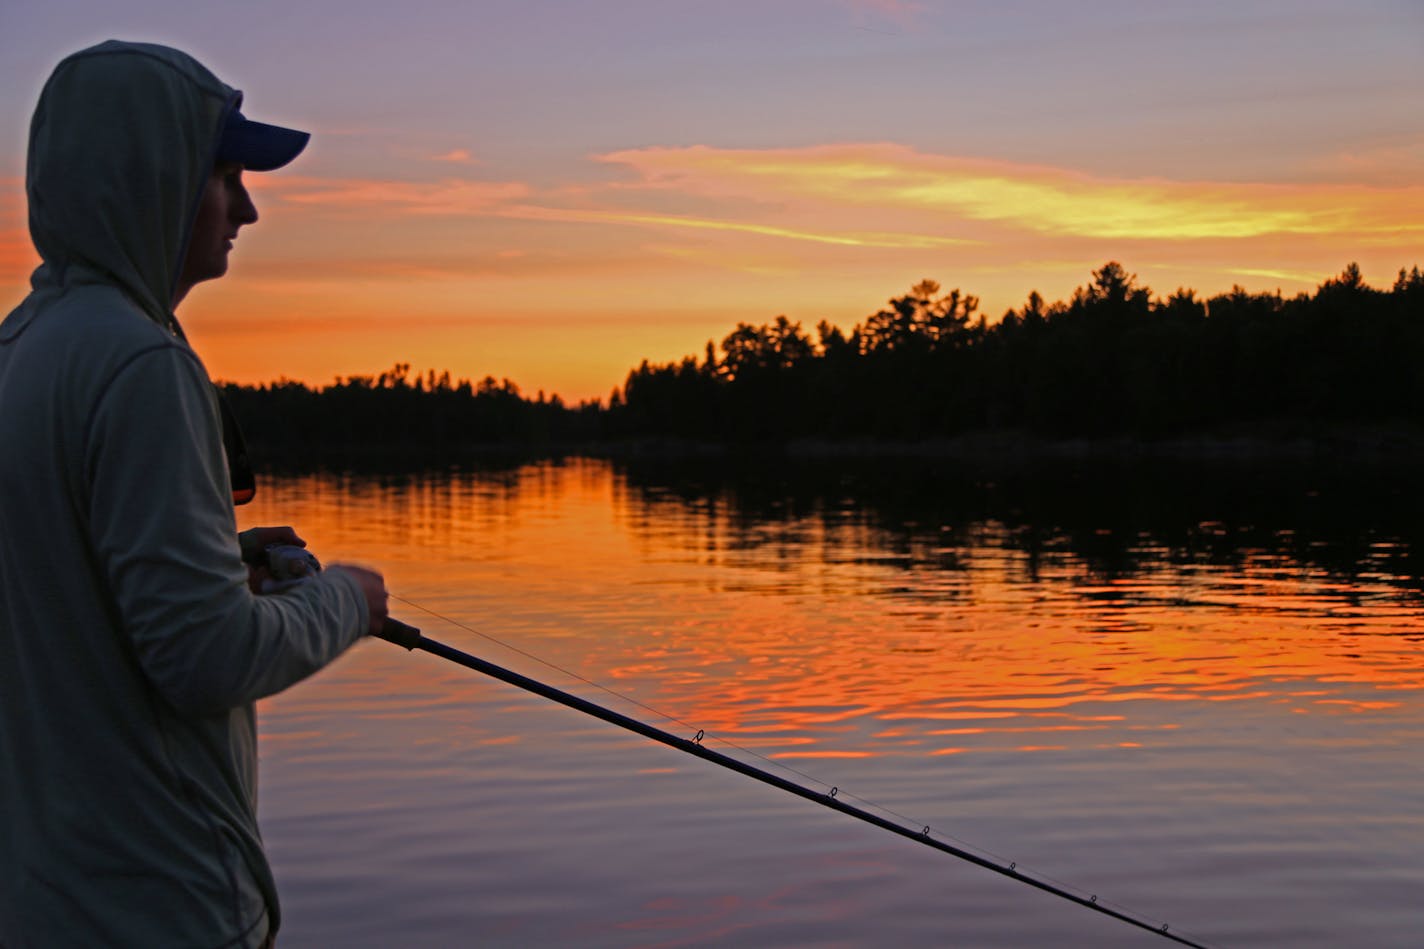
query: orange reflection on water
[{"left": 242, "top": 462, "right": 1424, "bottom": 767}]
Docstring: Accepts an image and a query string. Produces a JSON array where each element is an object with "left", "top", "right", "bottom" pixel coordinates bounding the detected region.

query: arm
[{"left": 86, "top": 344, "right": 374, "bottom": 715}]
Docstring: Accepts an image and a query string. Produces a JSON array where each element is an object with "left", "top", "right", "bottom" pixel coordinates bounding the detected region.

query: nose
[{"left": 234, "top": 181, "right": 258, "bottom": 227}]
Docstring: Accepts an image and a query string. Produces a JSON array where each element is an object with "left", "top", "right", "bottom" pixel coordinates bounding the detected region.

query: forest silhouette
[{"left": 224, "top": 262, "right": 1424, "bottom": 459}]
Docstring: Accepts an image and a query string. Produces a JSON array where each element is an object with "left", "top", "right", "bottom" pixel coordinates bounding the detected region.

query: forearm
[
  {"left": 89, "top": 346, "right": 366, "bottom": 716},
  {"left": 133, "top": 570, "right": 368, "bottom": 714}
]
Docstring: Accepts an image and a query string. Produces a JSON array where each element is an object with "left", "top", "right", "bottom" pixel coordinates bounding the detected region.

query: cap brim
[{"left": 217, "top": 113, "right": 310, "bottom": 171}]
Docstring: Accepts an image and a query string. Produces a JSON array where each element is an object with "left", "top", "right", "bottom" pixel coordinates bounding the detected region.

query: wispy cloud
[
  {"left": 251, "top": 166, "right": 976, "bottom": 249},
  {"left": 596, "top": 144, "right": 1424, "bottom": 242},
  {"left": 430, "top": 148, "right": 476, "bottom": 164},
  {"left": 506, "top": 204, "right": 973, "bottom": 249},
  {"left": 1227, "top": 267, "right": 1333, "bottom": 286},
  {"left": 236, "top": 248, "right": 660, "bottom": 283},
  {"left": 254, "top": 175, "right": 529, "bottom": 215},
  {"left": 235, "top": 145, "right": 1424, "bottom": 254},
  {"left": 8, "top": 145, "right": 1420, "bottom": 311}
]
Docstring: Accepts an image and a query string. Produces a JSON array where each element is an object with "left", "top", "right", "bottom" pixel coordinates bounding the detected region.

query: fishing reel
[
  {"left": 259, "top": 542, "right": 423, "bottom": 648},
  {"left": 262, "top": 543, "right": 321, "bottom": 593}
]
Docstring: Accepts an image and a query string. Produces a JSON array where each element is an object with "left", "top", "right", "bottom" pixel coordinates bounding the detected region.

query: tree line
[
  {"left": 224, "top": 262, "right": 1424, "bottom": 457},
  {"left": 221, "top": 363, "right": 602, "bottom": 460},
  {"left": 610, "top": 262, "right": 1424, "bottom": 442}
]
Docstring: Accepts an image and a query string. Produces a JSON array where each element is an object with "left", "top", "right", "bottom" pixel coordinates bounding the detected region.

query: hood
[{"left": 25, "top": 40, "right": 240, "bottom": 327}]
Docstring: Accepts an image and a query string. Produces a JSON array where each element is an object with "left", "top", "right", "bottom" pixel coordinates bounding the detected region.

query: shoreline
[{"left": 244, "top": 420, "right": 1424, "bottom": 473}]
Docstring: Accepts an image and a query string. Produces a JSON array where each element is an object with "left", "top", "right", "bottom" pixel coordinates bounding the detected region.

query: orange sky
[{"left": 3, "top": 2, "right": 1421, "bottom": 402}]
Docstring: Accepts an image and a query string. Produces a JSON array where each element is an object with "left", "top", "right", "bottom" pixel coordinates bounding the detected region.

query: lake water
[{"left": 239, "top": 455, "right": 1424, "bottom": 948}]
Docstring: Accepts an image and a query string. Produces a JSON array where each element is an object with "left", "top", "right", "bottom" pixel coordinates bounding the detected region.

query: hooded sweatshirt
[{"left": 0, "top": 41, "right": 367, "bottom": 948}]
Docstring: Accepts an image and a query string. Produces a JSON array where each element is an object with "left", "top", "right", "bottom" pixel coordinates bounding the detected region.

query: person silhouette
[{"left": 0, "top": 40, "right": 387, "bottom": 948}]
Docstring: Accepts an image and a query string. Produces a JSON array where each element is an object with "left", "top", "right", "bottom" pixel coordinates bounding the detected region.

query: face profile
[{"left": 174, "top": 160, "right": 259, "bottom": 306}]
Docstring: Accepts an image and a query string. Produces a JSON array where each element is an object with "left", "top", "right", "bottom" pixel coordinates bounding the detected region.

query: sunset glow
[
  {"left": 3, "top": 2, "right": 1421, "bottom": 401},
  {"left": 243, "top": 462, "right": 1424, "bottom": 766}
]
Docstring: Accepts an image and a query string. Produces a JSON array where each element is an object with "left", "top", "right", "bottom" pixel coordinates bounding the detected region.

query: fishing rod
[{"left": 374, "top": 617, "right": 1211, "bottom": 948}]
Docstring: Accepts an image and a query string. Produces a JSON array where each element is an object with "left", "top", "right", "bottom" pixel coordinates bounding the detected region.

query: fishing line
[
  {"left": 379, "top": 595, "right": 1213, "bottom": 948},
  {"left": 391, "top": 595, "right": 1005, "bottom": 852},
  {"left": 390, "top": 594, "right": 1020, "bottom": 864}
]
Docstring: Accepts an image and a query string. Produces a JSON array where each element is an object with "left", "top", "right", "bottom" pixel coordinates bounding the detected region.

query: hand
[
  {"left": 239, "top": 526, "right": 306, "bottom": 563},
  {"left": 326, "top": 563, "right": 388, "bottom": 636}
]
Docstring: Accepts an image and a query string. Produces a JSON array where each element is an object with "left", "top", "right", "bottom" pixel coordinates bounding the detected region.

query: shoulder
[
  {"left": 10, "top": 284, "right": 204, "bottom": 384},
  {"left": 2, "top": 285, "right": 214, "bottom": 444}
]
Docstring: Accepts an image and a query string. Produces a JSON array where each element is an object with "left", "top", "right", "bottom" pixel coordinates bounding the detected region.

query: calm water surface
[{"left": 240, "top": 457, "right": 1424, "bottom": 948}]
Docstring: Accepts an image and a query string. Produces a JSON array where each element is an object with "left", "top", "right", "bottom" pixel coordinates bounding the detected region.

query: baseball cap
[{"left": 217, "top": 108, "right": 309, "bottom": 171}]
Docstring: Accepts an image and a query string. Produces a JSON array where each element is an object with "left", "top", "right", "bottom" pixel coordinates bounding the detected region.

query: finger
[{"left": 268, "top": 526, "right": 306, "bottom": 547}]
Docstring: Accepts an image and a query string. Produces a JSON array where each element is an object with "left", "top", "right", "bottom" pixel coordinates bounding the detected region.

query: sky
[{"left": 1, "top": 0, "right": 1421, "bottom": 402}]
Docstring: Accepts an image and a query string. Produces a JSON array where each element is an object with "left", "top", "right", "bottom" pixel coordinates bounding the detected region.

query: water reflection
[
  {"left": 251, "top": 457, "right": 1424, "bottom": 739},
  {"left": 605, "top": 456, "right": 1424, "bottom": 734},
  {"left": 615, "top": 453, "right": 1424, "bottom": 588},
  {"left": 243, "top": 457, "right": 1424, "bottom": 948}
]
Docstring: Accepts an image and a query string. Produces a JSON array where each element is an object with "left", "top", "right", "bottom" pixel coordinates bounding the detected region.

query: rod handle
[{"left": 375, "top": 617, "right": 422, "bottom": 650}]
